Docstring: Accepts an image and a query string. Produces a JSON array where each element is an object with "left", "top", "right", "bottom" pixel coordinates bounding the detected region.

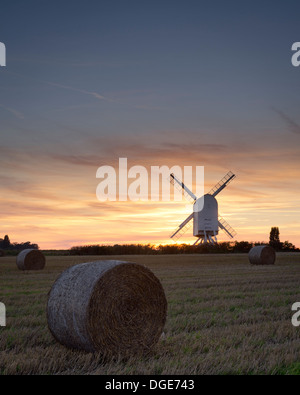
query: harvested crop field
[{"left": 0, "top": 253, "right": 300, "bottom": 375}]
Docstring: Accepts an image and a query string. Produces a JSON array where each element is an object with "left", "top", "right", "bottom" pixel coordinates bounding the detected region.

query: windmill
[{"left": 169, "top": 171, "right": 237, "bottom": 245}]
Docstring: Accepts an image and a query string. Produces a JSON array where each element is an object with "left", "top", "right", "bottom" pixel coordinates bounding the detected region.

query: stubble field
[{"left": 0, "top": 253, "right": 300, "bottom": 375}]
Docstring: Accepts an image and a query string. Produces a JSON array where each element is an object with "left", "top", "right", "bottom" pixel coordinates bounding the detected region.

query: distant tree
[
  {"left": 3, "top": 235, "right": 11, "bottom": 249},
  {"left": 269, "top": 227, "right": 282, "bottom": 251},
  {"left": 232, "top": 241, "right": 253, "bottom": 253},
  {"left": 281, "top": 240, "right": 296, "bottom": 252},
  {"left": 0, "top": 235, "right": 39, "bottom": 251}
]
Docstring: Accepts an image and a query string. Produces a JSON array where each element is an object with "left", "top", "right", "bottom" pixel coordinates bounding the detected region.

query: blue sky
[
  {"left": 0, "top": 1, "right": 299, "bottom": 247},
  {"left": 2, "top": 1, "right": 300, "bottom": 137}
]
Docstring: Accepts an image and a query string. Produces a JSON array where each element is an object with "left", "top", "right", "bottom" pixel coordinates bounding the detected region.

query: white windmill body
[
  {"left": 193, "top": 194, "right": 219, "bottom": 243},
  {"left": 170, "top": 171, "right": 237, "bottom": 245}
]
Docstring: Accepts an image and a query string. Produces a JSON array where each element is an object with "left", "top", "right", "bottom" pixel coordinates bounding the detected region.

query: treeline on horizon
[
  {"left": 0, "top": 235, "right": 38, "bottom": 252},
  {"left": 69, "top": 240, "right": 299, "bottom": 256},
  {"left": 1, "top": 227, "right": 298, "bottom": 256},
  {"left": 69, "top": 228, "right": 298, "bottom": 255}
]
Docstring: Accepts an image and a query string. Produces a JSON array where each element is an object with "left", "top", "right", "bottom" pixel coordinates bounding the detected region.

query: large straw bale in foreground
[
  {"left": 248, "top": 245, "right": 276, "bottom": 265},
  {"left": 16, "top": 249, "right": 46, "bottom": 270},
  {"left": 47, "top": 260, "right": 167, "bottom": 356}
]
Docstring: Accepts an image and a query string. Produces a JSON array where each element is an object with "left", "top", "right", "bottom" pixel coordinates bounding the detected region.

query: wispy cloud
[
  {"left": 4, "top": 71, "right": 158, "bottom": 111},
  {"left": 272, "top": 107, "right": 300, "bottom": 135},
  {"left": 45, "top": 80, "right": 159, "bottom": 110},
  {"left": 0, "top": 104, "right": 24, "bottom": 119},
  {"left": 45, "top": 81, "right": 115, "bottom": 103},
  {"left": 49, "top": 140, "right": 229, "bottom": 167}
]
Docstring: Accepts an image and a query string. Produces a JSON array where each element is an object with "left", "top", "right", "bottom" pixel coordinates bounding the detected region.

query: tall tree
[
  {"left": 269, "top": 227, "right": 282, "bottom": 250},
  {"left": 3, "top": 235, "right": 10, "bottom": 249}
]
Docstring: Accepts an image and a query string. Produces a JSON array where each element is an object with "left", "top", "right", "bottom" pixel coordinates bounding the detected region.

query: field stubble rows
[{"left": 0, "top": 253, "right": 299, "bottom": 375}]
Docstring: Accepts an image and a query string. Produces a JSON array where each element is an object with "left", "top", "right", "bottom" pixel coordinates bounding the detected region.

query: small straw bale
[
  {"left": 47, "top": 260, "right": 167, "bottom": 356},
  {"left": 248, "top": 245, "right": 276, "bottom": 265},
  {"left": 16, "top": 249, "right": 46, "bottom": 270},
  {"left": 0, "top": 249, "right": 5, "bottom": 257}
]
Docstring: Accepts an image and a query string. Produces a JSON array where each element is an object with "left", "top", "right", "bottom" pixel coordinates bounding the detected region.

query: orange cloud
[{"left": 0, "top": 131, "right": 299, "bottom": 249}]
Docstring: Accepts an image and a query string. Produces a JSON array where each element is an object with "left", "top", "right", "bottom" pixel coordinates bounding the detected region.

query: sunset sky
[{"left": 0, "top": 1, "right": 299, "bottom": 249}]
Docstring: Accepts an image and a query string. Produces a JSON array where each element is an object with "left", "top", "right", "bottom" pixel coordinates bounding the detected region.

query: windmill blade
[
  {"left": 170, "top": 213, "right": 193, "bottom": 241},
  {"left": 218, "top": 217, "right": 237, "bottom": 239},
  {"left": 209, "top": 171, "right": 236, "bottom": 197},
  {"left": 170, "top": 173, "right": 197, "bottom": 203}
]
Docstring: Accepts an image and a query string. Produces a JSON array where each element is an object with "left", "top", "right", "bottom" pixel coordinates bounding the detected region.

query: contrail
[
  {"left": 4, "top": 70, "right": 155, "bottom": 110},
  {"left": 272, "top": 107, "right": 300, "bottom": 135},
  {"left": 45, "top": 80, "right": 156, "bottom": 110},
  {"left": 46, "top": 81, "right": 115, "bottom": 103},
  {"left": 0, "top": 104, "right": 24, "bottom": 119},
  {"left": 3, "top": 70, "right": 116, "bottom": 103}
]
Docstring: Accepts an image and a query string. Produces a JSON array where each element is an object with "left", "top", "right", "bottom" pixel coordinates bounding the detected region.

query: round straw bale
[
  {"left": 16, "top": 249, "right": 46, "bottom": 270},
  {"left": 248, "top": 245, "right": 276, "bottom": 265},
  {"left": 47, "top": 260, "right": 167, "bottom": 356},
  {"left": 0, "top": 249, "right": 5, "bottom": 257}
]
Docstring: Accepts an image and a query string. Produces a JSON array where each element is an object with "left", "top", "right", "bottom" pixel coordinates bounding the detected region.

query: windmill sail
[
  {"left": 170, "top": 173, "right": 197, "bottom": 203},
  {"left": 170, "top": 213, "right": 193, "bottom": 241},
  {"left": 169, "top": 170, "right": 237, "bottom": 245},
  {"left": 208, "top": 171, "right": 236, "bottom": 197},
  {"left": 218, "top": 216, "right": 237, "bottom": 239}
]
